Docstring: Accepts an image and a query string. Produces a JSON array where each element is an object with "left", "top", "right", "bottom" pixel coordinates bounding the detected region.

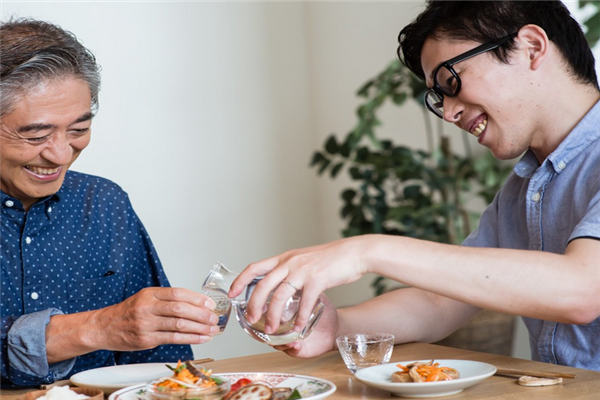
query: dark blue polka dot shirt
[{"left": 1, "top": 171, "right": 192, "bottom": 387}]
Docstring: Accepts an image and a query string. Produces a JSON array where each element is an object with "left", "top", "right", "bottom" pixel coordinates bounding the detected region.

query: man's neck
[{"left": 530, "top": 86, "right": 600, "bottom": 163}]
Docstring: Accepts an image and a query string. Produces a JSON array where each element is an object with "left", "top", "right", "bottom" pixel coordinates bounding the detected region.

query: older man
[{"left": 0, "top": 19, "right": 219, "bottom": 387}]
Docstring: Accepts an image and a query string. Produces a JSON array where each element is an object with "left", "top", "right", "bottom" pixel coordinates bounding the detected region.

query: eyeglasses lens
[
  {"left": 425, "top": 91, "right": 444, "bottom": 118},
  {"left": 435, "top": 65, "right": 459, "bottom": 96}
]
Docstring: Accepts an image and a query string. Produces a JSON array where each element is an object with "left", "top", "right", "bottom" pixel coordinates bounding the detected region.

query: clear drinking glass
[
  {"left": 336, "top": 333, "right": 395, "bottom": 373},
  {"left": 202, "top": 263, "right": 325, "bottom": 345},
  {"left": 207, "top": 295, "right": 232, "bottom": 335}
]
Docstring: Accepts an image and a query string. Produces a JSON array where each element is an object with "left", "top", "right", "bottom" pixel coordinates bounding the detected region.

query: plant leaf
[{"left": 325, "top": 135, "right": 339, "bottom": 155}]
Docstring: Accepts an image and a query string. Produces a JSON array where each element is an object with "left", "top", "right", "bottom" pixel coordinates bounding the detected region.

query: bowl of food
[
  {"left": 26, "top": 386, "right": 103, "bottom": 400},
  {"left": 109, "top": 365, "right": 337, "bottom": 400},
  {"left": 146, "top": 361, "right": 230, "bottom": 400},
  {"left": 354, "top": 359, "right": 496, "bottom": 398}
]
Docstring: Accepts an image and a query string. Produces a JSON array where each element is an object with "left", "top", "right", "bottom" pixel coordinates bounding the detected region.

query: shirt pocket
[{"left": 67, "top": 272, "right": 126, "bottom": 313}]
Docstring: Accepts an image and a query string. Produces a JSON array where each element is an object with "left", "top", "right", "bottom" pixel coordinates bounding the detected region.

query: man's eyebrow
[
  {"left": 17, "top": 123, "right": 55, "bottom": 133},
  {"left": 16, "top": 112, "right": 94, "bottom": 134},
  {"left": 73, "top": 112, "right": 93, "bottom": 124}
]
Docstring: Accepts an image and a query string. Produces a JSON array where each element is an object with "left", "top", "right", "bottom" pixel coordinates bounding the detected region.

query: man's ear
[{"left": 516, "top": 24, "right": 549, "bottom": 70}]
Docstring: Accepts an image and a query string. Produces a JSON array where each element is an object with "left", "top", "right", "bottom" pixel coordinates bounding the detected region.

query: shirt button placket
[{"left": 527, "top": 176, "right": 544, "bottom": 251}]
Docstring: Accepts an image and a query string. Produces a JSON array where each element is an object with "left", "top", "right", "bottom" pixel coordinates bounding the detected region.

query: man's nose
[
  {"left": 41, "top": 133, "right": 73, "bottom": 165},
  {"left": 442, "top": 97, "right": 463, "bottom": 123}
]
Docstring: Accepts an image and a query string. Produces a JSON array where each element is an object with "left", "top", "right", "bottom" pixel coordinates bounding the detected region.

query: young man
[
  {"left": 0, "top": 19, "right": 220, "bottom": 387},
  {"left": 231, "top": 1, "right": 600, "bottom": 370}
]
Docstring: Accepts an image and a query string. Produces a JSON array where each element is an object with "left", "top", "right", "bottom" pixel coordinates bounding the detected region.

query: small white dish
[
  {"left": 70, "top": 362, "right": 176, "bottom": 395},
  {"left": 109, "top": 372, "right": 336, "bottom": 400},
  {"left": 354, "top": 359, "right": 496, "bottom": 398}
]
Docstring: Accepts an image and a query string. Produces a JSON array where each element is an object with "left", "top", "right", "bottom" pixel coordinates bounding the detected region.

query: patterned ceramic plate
[{"left": 109, "top": 372, "right": 336, "bottom": 400}]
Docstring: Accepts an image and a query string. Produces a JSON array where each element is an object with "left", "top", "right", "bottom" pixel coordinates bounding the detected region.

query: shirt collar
[
  {"left": 514, "top": 99, "right": 600, "bottom": 178},
  {"left": 546, "top": 99, "right": 600, "bottom": 173},
  {"left": 514, "top": 150, "right": 539, "bottom": 179},
  {"left": 1, "top": 189, "right": 61, "bottom": 215}
]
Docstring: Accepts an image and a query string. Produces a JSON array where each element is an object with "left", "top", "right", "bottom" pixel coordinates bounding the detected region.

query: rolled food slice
[{"left": 227, "top": 384, "right": 273, "bottom": 400}]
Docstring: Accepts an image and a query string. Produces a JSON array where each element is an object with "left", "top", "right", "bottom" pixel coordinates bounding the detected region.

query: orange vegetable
[
  {"left": 156, "top": 360, "right": 217, "bottom": 388},
  {"left": 395, "top": 361, "right": 457, "bottom": 383},
  {"left": 395, "top": 364, "right": 409, "bottom": 372}
]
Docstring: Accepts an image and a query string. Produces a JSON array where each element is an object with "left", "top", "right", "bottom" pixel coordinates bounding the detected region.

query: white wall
[{"left": 2, "top": 1, "right": 320, "bottom": 361}]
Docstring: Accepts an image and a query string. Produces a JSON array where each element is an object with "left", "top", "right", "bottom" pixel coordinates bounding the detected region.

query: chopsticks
[
  {"left": 495, "top": 367, "right": 576, "bottom": 379},
  {"left": 192, "top": 357, "right": 215, "bottom": 364}
]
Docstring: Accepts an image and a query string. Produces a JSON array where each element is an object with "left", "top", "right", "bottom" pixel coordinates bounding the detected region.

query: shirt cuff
[{"left": 7, "top": 309, "right": 76, "bottom": 381}]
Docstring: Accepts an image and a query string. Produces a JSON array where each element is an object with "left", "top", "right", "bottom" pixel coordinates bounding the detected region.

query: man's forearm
[
  {"left": 337, "top": 287, "right": 480, "bottom": 344},
  {"left": 365, "top": 235, "right": 600, "bottom": 324}
]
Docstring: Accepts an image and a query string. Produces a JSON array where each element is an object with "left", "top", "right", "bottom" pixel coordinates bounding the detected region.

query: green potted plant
[{"left": 311, "top": 1, "right": 600, "bottom": 355}]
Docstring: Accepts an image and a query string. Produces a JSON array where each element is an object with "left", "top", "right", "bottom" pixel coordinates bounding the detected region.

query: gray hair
[{"left": 0, "top": 18, "right": 101, "bottom": 118}]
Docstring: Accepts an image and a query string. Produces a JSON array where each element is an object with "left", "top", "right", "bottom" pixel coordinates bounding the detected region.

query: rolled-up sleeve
[{"left": 6, "top": 308, "right": 75, "bottom": 386}]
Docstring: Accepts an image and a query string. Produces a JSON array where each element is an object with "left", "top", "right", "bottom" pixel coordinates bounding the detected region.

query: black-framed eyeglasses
[{"left": 425, "top": 33, "right": 517, "bottom": 119}]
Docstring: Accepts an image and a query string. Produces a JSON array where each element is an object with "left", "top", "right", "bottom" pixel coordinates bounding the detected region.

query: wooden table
[{"left": 3, "top": 342, "right": 600, "bottom": 399}]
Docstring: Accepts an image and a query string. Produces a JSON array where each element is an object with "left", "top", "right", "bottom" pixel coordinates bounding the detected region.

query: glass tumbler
[
  {"left": 336, "top": 333, "right": 395, "bottom": 373},
  {"left": 207, "top": 295, "right": 232, "bottom": 335}
]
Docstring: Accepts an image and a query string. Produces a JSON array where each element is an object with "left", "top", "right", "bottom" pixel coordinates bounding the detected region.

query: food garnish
[
  {"left": 391, "top": 360, "right": 460, "bottom": 383},
  {"left": 229, "top": 378, "right": 253, "bottom": 394},
  {"left": 156, "top": 360, "right": 223, "bottom": 389}
]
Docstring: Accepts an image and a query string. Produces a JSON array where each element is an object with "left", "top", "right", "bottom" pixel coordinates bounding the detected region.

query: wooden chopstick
[
  {"left": 495, "top": 367, "right": 576, "bottom": 379},
  {"left": 192, "top": 357, "right": 215, "bottom": 364}
]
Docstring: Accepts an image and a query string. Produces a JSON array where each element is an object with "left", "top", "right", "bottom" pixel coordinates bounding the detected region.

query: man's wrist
[{"left": 45, "top": 309, "right": 103, "bottom": 364}]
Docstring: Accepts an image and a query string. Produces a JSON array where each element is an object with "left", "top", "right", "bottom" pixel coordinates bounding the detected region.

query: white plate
[
  {"left": 71, "top": 363, "right": 177, "bottom": 395},
  {"left": 109, "top": 372, "right": 336, "bottom": 400},
  {"left": 355, "top": 359, "right": 496, "bottom": 398}
]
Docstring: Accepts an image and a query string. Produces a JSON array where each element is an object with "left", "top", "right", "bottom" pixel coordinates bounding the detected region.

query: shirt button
[
  {"left": 558, "top": 161, "right": 566, "bottom": 170},
  {"left": 31, "top": 292, "right": 39, "bottom": 300},
  {"left": 47, "top": 206, "right": 52, "bottom": 213},
  {"left": 5, "top": 200, "right": 14, "bottom": 207},
  {"left": 532, "top": 192, "right": 541, "bottom": 202},
  {"left": 25, "top": 237, "right": 32, "bottom": 244}
]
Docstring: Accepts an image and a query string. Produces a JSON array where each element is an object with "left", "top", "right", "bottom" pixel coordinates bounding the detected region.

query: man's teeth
[
  {"left": 26, "top": 166, "right": 60, "bottom": 175},
  {"left": 472, "top": 119, "right": 487, "bottom": 137}
]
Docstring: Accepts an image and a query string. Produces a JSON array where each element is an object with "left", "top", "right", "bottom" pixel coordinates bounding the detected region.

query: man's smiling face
[
  {"left": 420, "top": 32, "right": 541, "bottom": 161},
  {"left": 0, "top": 77, "right": 93, "bottom": 210}
]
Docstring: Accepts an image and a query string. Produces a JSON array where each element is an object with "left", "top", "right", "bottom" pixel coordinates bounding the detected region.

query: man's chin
[{"left": 19, "top": 180, "right": 66, "bottom": 205}]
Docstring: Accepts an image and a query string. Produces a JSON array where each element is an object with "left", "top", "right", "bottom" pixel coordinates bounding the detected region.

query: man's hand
[
  {"left": 46, "top": 287, "right": 220, "bottom": 363},
  {"left": 230, "top": 236, "right": 372, "bottom": 335},
  {"left": 271, "top": 294, "right": 339, "bottom": 358}
]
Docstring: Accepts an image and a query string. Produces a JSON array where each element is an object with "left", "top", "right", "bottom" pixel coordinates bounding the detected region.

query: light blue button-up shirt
[{"left": 463, "top": 101, "right": 600, "bottom": 371}]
